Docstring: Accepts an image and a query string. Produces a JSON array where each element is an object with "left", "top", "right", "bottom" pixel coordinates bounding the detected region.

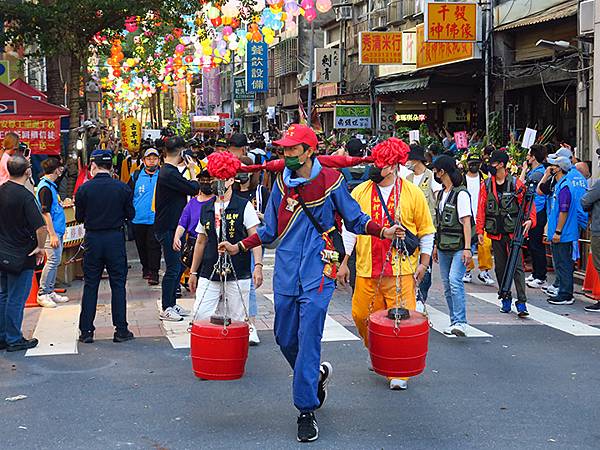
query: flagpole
[{"left": 307, "top": 21, "right": 315, "bottom": 125}]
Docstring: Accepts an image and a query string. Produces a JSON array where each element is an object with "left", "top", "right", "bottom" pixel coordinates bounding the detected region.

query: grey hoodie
[{"left": 581, "top": 180, "right": 600, "bottom": 236}]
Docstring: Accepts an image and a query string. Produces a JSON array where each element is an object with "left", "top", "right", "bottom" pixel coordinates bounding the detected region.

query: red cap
[{"left": 273, "top": 124, "right": 318, "bottom": 150}]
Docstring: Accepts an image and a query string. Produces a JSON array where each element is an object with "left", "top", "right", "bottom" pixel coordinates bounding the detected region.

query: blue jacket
[
  {"left": 132, "top": 168, "right": 159, "bottom": 225},
  {"left": 37, "top": 177, "right": 66, "bottom": 236},
  {"left": 547, "top": 169, "right": 588, "bottom": 243},
  {"left": 257, "top": 159, "right": 374, "bottom": 296},
  {"left": 527, "top": 165, "right": 547, "bottom": 212}
]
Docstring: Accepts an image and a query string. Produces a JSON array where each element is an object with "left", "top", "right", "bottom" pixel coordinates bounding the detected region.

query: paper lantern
[{"left": 316, "top": 0, "right": 332, "bottom": 13}]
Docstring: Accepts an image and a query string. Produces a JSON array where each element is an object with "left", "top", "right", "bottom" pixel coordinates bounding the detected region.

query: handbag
[
  {"left": 181, "top": 235, "right": 197, "bottom": 268},
  {"left": 0, "top": 243, "right": 28, "bottom": 275},
  {"left": 375, "top": 183, "right": 419, "bottom": 256}
]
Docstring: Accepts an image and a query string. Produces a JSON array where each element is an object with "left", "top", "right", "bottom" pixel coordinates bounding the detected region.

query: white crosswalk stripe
[
  {"left": 426, "top": 305, "right": 493, "bottom": 338},
  {"left": 26, "top": 305, "right": 80, "bottom": 357},
  {"left": 158, "top": 299, "right": 194, "bottom": 349}
]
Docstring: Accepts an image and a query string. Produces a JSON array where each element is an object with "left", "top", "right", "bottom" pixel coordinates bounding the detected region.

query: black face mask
[
  {"left": 369, "top": 166, "right": 385, "bottom": 184},
  {"left": 199, "top": 182, "right": 213, "bottom": 195},
  {"left": 468, "top": 164, "right": 480, "bottom": 174},
  {"left": 236, "top": 174, "right": 250, "bottom": 184},
  {"left": 433, "top": 174, "right": 443, "bottom": 184},
  {"left": 488, "top": 166, "right": 497, "bottom": 176}
]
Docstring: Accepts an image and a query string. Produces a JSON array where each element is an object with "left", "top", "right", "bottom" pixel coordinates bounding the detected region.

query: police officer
[{"left": 75, "top": 150, "right": 136, "bottom": 343}]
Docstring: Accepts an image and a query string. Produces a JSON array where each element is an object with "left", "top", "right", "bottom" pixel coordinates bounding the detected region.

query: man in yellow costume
[{"left": 338, "top": 138, "right": 436, "bottom": 391}]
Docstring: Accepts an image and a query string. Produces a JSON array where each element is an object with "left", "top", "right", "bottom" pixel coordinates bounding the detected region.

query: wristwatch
[{"left": 555, "top": 230, "right": 562, "bottom": 235}]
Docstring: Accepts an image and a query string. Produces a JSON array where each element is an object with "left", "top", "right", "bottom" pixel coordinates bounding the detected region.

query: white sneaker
[
  {"left": 249, "top": 325, "right": 260, "bottom": 346},
  {"left": 37, "top": 294, "right": 57, "bottom": 308},
  {"left": 49, "top": 292, "right": 69, "bottom": 303},
  {"left": 478, "top": 271, "right": 495, "bottom": 286},
  {"left": 172, "top": 304, "right": 190, "bottom": 317},
  {"left": 159, "top": 307, "right": 184, "bottom": 322},
  {"left": 525, "top": 274, "right": 535, "bottom": 283},
  {"left": 443, "top": 326, "right": 454, "bottom": 336},
  {"left": 526, "top": 278, "right": 546, "bottom": 289},
  {"left": 463, "top": 272, "right": 472, "bottom": 283},
  {"left": 415, "top": 300, "right": 425, "bottom": 314},
  {"left": 389, "top": 378, "right": 408, "bottom": 390},
  {"left": 544, "top": 286, "right": 559, "bottom": 298},
  {"left": 451, "top": 323, "right": 467, "bottom": 337}
]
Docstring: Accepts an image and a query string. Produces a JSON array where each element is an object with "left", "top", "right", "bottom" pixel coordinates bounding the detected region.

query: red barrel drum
[
  {"left": 368, "top": 308, "right": 429, "bottom": 378},
  {"left": 190, "top": 320, "right": 249, "bottom": 380}
]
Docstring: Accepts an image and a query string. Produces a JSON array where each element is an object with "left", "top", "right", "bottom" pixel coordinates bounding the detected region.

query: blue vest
[
  {"left": 132, "top": 168, "right": 159, "bottom": 225},
  {"left": 547, "top": 169, "right": 588, "bottom": 243},
  {"left": 527, "top": 165, "right": 547, "bottom": 212},
  {"left": 37, "top": 177, "right": 66, "bottom": 236}
]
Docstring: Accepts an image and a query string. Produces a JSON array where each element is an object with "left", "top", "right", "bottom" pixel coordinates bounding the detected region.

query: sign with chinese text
[
  {"left": 247, "top": 42, "right": 269, "bottom": 93},
  {"left": 402, "top": 32, "right": 417, "bottom": 65},
  {"left": 202, "top": 68, "right": 221, "bottom": 106},
  {"left": 192, "top": 115, "right": 220, "bottom": 130},
  {"left": 0, "top": 118, "right": 61, "bottom": 155},
  {"left": 120, "top": 117, "right": 142, "bottom": 154},
  {"left": 359, "top": 32, "right": 403, "bottom": 65},
  {"left": 416, "top": 24, "right": 475, "bottom": 69},
  {"left": 334, "top": 105, "right": 372, "bottom": 129},
  {"left": 396, "top": 113, "right": 427, "bottom": 122},
  {"left": 317, "top": 83, "right": 338, "bottom": 99},
  {"left": 234, "top": 77, "right": 255, "bottom": 100},
  {"left": 454, "top": 131, "right": 468, "bottom": 149},
  {"left": 315, "top": 49, "right": 341, "bottom": 83},
  {"left": 425, "top": 1, "right": 479, "bottom": 43}
]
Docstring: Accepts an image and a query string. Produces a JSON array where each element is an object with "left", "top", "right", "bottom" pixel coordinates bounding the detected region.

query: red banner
[{"left": 0, "top": 117, "right": 61, "bottom": 155}]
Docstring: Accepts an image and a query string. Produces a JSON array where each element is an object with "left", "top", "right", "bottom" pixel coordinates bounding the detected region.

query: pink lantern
[
  {"left": 175, "top": 44, "right": 186, "bottom": 54},
  {"left": 305, "top": 7, "right": 317, "bottom": 22}
]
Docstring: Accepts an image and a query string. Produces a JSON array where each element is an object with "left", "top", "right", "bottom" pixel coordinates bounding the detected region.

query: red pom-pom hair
[
  {"left": 207, "top": 151, "right": 241, "bottom": 180},
  {"left": 371, "top": 137, "right": 410, "bottom": 168}
]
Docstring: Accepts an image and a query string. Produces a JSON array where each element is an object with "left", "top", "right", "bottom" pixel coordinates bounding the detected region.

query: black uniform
[{"left": 75, "top": 173, "right": 135, "bottom": 334}]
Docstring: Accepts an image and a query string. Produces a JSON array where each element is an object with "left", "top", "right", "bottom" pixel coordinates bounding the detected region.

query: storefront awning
[
  {"left": 495, "top": 0, "right": 577, "bottom": 31},
  {"left": 374, "top": 77, "right": 429, "bottom": 96}
]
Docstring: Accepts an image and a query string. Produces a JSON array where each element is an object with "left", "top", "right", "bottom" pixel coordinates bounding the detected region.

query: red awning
[
  {"left": 0, "top": 81, "right": 69, "bottom": 117},
  {"left": 10, "top": 78, "right": 48, "bottom": 102}
]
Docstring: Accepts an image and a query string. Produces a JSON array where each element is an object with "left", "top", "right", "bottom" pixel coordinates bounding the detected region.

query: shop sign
[
  {"left": 247, "top": 42, "right": 269, "bottom": 93},
  {"left": 425, "top": 1, "right": 480, "bottom": 43},
  {"left": 192, "top": 115, "right": 221, "bottom": 130},
  {"left": 0, "top": 118, "right": 61, "bottom": 155},
  {"left": 234, "top": 77, "right": 255, "bottom": 100},
  {"left": 0, "top": 60, "right": 9, "bottom": 85},
  {"left": 120, "top": 117, "right": 142, "bottom": 154},
  {"left": 402, "top": 32, "right": 417, "bottom": 65},
  {"left": 416, "top": 24, "right": 475, "bottom": 69},
  {"left": 359, "top": 32, "right": 403, "bottom": 65},
  {"left": 334, "top": 105, "right": 372, "bottom": 129},
  {"left": 396, "top": 113, "right": 427, "bottom": 122},
  {"left": 317, "top": 82, "right": 338, "bottom": 99},
  {"left": 315, "top": 49, "right": 341, "bottom": 83}
]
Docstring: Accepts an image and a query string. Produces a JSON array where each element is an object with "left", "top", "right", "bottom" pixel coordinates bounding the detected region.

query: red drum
[
  {"left": 368, "top": 308, "right": 429, "bottom": 378},
  {"left": 190, "top": 320, "right": 249, "bottom": 380}
]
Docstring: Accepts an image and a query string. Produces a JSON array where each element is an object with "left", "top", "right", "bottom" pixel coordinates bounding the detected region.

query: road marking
[
  {"left": 469, "top": 292, "right": 600, "bottom": 336},
  {"left": 263, "top": 293, "right": 359, "bottom": 342},
  {"left": 157, "top": 299, "right": 194, "bottom": 349},
  {"left": 26, "top": 305, "right": 80, "bottom": 357},
  {"left": 426, "top": 305, "right": 493, "bottom": 338}
]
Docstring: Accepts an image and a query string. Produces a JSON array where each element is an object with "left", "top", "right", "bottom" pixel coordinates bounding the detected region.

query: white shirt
[
  {"left": 465, "top": 174, "right": 481, "bottom": 218},
  {"left": 438, "top": 189, "right": 472, "bottom": 224},
  {"left": 196, "top": 201, "right": 260, "bottom": 237}
]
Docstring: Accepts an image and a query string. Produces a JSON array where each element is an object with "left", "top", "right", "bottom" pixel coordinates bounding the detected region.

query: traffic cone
[
  {"left": 582, "top": 252, "right": 600, "bottom": 300},
  {"left": 25, "top": 270, "right": 40, "bottom": 308}
]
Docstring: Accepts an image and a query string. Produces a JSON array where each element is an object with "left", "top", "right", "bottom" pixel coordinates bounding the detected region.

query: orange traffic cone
[
  {"left": 25, "top": 270, "right": 40, "bottom": 308},
  {"left": 582, "top": 252, "right": 600, "bottom": 300}
]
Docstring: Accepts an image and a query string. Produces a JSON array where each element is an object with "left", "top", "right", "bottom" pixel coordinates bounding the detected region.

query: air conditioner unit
[
  {"left": 579, "top": 0, "right": 594, "bottom": 36},
  {"left": 336, "top": 5, "right": 353, "bottom": 21}
]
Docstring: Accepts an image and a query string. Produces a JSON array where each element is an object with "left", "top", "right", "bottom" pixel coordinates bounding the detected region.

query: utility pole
[
  {"left": 307, "top": 21, "right": 315, "bottom": 123},
  {"left": 592, "top": 0, "right": 600, "bottom": 178},
  {"left": 230, "top": 58, "right": 235, "bottom": 122},
  {"left": 484, "top": 0, "right": 493, "bottom": 136},
  {"left": 368, "top": 0, "right": 376, "bottom": 135}
]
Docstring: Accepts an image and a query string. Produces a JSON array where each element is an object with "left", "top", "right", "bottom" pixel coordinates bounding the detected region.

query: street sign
[
  {"left": 234, "top": 77, "right": 255, "bottom": 100},
  {"left": 425, "top": 1, "right": 480, "bottom": 43},
  {"left": 247, "top": 42, "right": 269, "bottom": 93},
  {"left": 334, "top": 105, "right": 372, "bottom": 129},
  {"left": 359, "top": 32, "right": 403, "bottom": 65},
  {"left": 416, "top": 24, "right": 476, "bottom": 69},
  {"left": 315, "top": 48, "right": 341, "bottom": 83}
]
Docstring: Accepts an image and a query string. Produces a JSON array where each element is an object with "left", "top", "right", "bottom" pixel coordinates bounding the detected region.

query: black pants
[
  {"left": 528, "top": 208, "right": 547, "bottom": 281},
  {"left": 79, "top": 230, "right": 128, "bottom": 333},
  {"left": 133, "top": 223, "right": 162, "bottom": 275},
  {"left": 492, "top": 235, "right": 527, "bottom": 304}
]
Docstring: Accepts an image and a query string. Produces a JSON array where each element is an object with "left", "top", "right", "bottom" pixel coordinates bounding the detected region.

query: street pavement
[{"left": 2, "top": 244, "right": 600, "bottom": 449}]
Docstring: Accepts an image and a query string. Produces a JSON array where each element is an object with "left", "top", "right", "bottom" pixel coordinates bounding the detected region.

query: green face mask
[{"left": 284, "top": 150, "right": 307, "bottom": 171}]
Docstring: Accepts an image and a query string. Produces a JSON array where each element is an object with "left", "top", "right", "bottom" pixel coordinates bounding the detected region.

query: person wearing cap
[
  {"left": 581, "top": 149, "right": 600, "bottom": 312},
  {"left": 218, "top": 124, "right": 403, "bottom": 443},
  {"left": 228, "top": 133, "right": 248, "bottom": 158},
  {"left": 75, "top": 150, "right": 136, "bottom": 344},
  {"left": 128, "top": 148, "right": 162, "bottom": 286},
  {"left": 476, "top": 150, "right": 536, "bottom": 317},
  {"left": 538, "top": 153, "right": 587, "bottom": 306},
  {"left": 339, "top": 138, "right": 435, "bottom": 390},
  {"left": 215, "top": 137, "right": 229, "bottom": 153},
  {"left": 462, "top": 153, "right": 495, "bottom": 286},
  {"left": 339, "top": 138, "right": 370, "bottom": 191}
]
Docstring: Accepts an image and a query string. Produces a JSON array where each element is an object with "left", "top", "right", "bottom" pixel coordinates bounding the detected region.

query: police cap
[{"left": 90, "top": 150, "right": 113, "bottom": 165}]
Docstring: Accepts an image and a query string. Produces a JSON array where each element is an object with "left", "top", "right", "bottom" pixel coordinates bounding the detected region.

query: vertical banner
[
  {"left": 247, "top": 42, "right": 269, "bottom": 93},
  {"left": 453, "top": 131, "right": 468, "bottom": 149},
  {"left": 202, "top": 68, "right": 221, "bottom": 106},
  {"left": 315, "top": 48, "right": 341, "bottom": 83},
  {"left": 402, "top": 32, "right": 417, "bottom": 65},
  {"left": 121, "top": 117, "right": 142, "bottom": 154}
]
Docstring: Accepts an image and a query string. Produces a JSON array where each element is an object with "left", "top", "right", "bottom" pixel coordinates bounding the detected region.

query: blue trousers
[
  {"left": 438, "top": 250, "right": 468, "bottom": 325},
  {"left": 552, "top": 242, "right": 574, "bottom": 301},
  {"left": 273, "top": 281, "right": 335, "bottom": 413},
  {"left": 79, "top": 230, "right": 128, "bottom": 333},
  {"left": 0, "top": 269, "right": 34, "bottom": 344},
  {"left": 155, "top": 229, "right": 183, "bottom": 311}
]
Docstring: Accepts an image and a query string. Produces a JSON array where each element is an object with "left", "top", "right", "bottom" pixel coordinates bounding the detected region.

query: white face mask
[{"left": 405, "top": 161, "right": 416, "bottom": 172}]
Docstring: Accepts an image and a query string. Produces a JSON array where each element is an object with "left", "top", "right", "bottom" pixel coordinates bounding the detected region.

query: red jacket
[{"left": 476, "top": 175, "right": 536, "bottom": 240}]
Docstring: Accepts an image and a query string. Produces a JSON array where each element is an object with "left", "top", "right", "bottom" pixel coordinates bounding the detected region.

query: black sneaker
[
  {"left": 0, "top": 340, "right": 6, "bottom": 351},
  {"left": 547, "top": 297, "right": 575, "bottom": 305},
  {"left": 148, "top": 273, "right": 159, "bottom": 286},
  {"left": 176, "top": 285, "right": 182, "bottom": 298},
  {"left": 297, "top": 412, "right": 319, "bottom": 442},
  {"left": 79, "top": 332, "right": 94, "bottom": 344},
  {"left": 316, "top": 362, "right": 333, "bottom": 409},
  {"left": 584, "top": 302, "right": 600, "bottom": 312},
  {"left": 6, "top": 338, "right": 39, "bottom": 352},
  {"left": 113, "top": 330, "right": 135, "bottom": 343}
]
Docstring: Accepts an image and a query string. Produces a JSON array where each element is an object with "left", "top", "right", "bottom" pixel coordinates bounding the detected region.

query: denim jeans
[
  {"left": 249, "top": 253, "right": 257, "bottom": 317},
  {"left": 438, "top": 250, "right": 467, "bottom": 325},
  {"left": 39, "top": 234, "right": 64, "bottom": 295},
  {"left": 551, "top": 242, "right": 574, "bottom": 301},
  {"left": 0, "top": 269, "right": 34, "bottom": 344},
  {"left": 155, "top": 229, "right": 183, "bottom": 311},
  {"left": 417, "top": 261, "right": 432, "bottom": 302}
]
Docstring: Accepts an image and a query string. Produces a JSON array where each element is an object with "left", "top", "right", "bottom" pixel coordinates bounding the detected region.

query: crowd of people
[{"left": 1, "top": 122, "right": 600, "bottom": 442}]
